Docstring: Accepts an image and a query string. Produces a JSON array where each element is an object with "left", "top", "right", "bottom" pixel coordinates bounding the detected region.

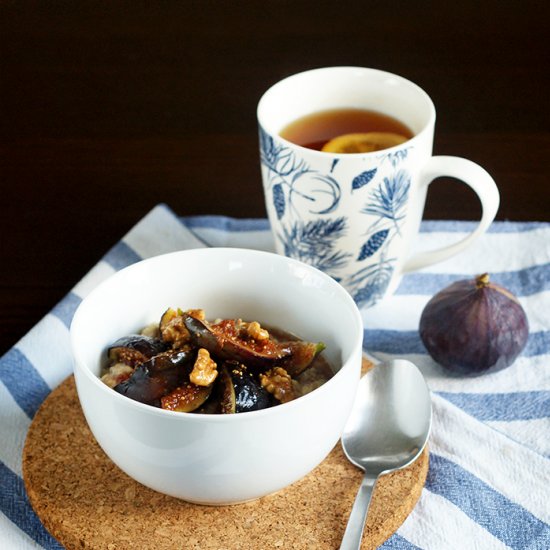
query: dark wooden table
[{"left": 1, "top": 1, "right": 549, "bottom": 356}]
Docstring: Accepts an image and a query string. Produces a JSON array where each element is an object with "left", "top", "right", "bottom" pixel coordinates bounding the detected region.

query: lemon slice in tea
[{"left": 321, "top": 132, "right": 409, "bottom": 153}]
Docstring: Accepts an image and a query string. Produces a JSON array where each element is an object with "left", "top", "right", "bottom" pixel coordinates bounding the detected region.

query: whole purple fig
[{"left": 419, "top": 273, "right": 529, "bottom": 375}]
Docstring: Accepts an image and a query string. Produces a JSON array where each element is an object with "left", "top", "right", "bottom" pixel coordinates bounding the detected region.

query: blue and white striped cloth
[{"left": 1, "top": 204, "right": 549, "bottom": 549}]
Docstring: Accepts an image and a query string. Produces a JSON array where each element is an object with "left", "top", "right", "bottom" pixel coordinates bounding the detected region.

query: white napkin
[{"left": 1, "top": 204, "right": 548, "bottom": 549}]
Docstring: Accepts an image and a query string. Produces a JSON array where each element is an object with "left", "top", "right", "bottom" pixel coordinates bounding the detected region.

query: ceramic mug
[{"left": 257, "top": 67, "right": 500, "bottom": 308}]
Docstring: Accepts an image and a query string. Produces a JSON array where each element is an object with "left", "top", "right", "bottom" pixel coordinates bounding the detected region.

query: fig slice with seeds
[
  {"left": 113, "top": 350, "right": 194, "bottom": 404},
  {"left": 108, "top": 335, "right": 167, "bottom": 367},
  {"left": 161, "top": 382, "right": 212, "bottom": 413},
  {"left": 183, "top": 315, "right": 291, "bottom": 368}
]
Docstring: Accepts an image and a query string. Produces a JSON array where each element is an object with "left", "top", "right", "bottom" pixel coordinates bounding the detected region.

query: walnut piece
[
  {"left": 190, "top": 348, "right": 218, "bottom": 386},
  {"left": 259, "top": 367, "right": 296, "bottom": 403},
  {"left": 160, "top": 308, "right": 189, "bottom": 347},
  {"left": 186, "top": 308, "right": 206, "bottom": 321},
  {"left": 140, "top": 322, "right": 160, "bottom": 339},
  {"left": 160, "top": 308, "right": 205, "bottom": 348},
  {"left": 244, "top": 321, "right": 270, "bottom": 341}
]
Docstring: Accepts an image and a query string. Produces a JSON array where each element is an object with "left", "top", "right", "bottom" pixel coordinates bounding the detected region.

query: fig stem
[{"left": 476, "top": 273, "right": 490, "bottom": 288}]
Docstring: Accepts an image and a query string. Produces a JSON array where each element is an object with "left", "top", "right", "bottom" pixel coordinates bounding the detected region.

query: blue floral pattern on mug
[
  {"left": 278, "top": 217, "right": 351, "bottom": 279},
  {"left": 260, "top": 125, "right": 412, "bottom": 307},
  {"left": 344, "top": 168, "right": 411, "bottom": 307}
]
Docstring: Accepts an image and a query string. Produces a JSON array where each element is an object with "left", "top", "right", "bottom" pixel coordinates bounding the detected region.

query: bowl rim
[{"left": 71, "top": 247, "right": 364, "bottom": 422}]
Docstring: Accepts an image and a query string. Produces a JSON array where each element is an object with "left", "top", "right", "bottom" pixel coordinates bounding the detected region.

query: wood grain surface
[{"left": 1, "top": 1, "right": 549, "bottom": 354}]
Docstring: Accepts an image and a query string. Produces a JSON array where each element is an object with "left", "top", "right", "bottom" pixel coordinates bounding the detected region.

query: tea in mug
[{"left": 279, "top": 108, "right": 414, "bottom": 153}]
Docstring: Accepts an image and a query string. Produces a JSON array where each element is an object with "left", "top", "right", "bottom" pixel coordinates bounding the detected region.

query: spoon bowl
[{"left": 340, "top": 359, "right": 432, "bottom": 549}]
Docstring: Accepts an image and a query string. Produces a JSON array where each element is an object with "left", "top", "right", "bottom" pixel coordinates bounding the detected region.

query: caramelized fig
[
  {"left": 183, "top": 315, "right": 291, "bottom": 368},
  {"left": 105, "top": 310, "right": 331, "bottom": 413},
  {"left": 108, "top": 335, "right": 167, "bottom": 367},
  {"left": 114, "top": 364, "right": 180, "bottom": 405},
  {"left": 147, "top": 350, "right": 194, "bottom": 371},
  {"left": 279, "top": 341, "right": 326, "bottom": 377},
  {"left": 161, "top": 382, "right": 212, "bottom": 412},
  {"left": 217, "top": 364, "right": 236, "bottom": 414},
  {"left": 113, "top": 350, "right": 193, "bottom": 404},
  {"left": 225, "top": 362, "right": 274, "bottom": 413}
]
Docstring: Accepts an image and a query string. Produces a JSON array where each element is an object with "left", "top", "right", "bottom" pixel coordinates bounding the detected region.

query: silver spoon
[{"left": 340, "top": 359, "right": 432, "bottom": 550}]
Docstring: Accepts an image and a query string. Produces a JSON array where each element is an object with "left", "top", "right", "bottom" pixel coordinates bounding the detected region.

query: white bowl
[{"left": 71, "top": 248, "right": 363, "bottom": 504}]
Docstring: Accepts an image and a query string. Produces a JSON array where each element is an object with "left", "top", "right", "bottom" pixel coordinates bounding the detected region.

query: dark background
[{"left": 1, "top": 1, "right": 549, "bottom": 355}]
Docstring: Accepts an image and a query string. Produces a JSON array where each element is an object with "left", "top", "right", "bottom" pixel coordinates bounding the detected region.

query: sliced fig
[
  {"left": 108, "top": 335, "right": 167, "bottom": 367},
  {"left": 160, "top": 382, "right": 212, "bottom": 412},
  {"left": 225, "top": 362, "right": 274, "bottom": 413},
  {"left": 114, "top": 365, "right": 180, "bottom": 405},
  {"left": 217, "top": 364, "right": 236, "bottom": 414},
  {"left": 183, "top": 315, "right": 291, "bottom": 368},
  {"left": 279, "top": 341, "right": 326, "bottom": 377},
  {"left": 113, "top": 350, "right": 193, "bottom": 405},
  {"left": 147, "top": 349, "right": 194, "bottom": 372}
]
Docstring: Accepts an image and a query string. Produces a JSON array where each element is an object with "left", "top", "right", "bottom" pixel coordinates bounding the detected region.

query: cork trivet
[{"left": 23, "top": 360, "right": 429, "bottom": 550}]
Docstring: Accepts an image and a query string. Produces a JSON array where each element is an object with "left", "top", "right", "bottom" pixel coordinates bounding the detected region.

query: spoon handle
[{"left": 340, "top": 473, "right": 377, "bottom": 550}]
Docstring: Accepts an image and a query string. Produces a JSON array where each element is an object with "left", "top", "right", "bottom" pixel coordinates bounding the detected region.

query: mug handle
[{"left": 402, "top": 156, "right": 500, "bottom": 273}]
